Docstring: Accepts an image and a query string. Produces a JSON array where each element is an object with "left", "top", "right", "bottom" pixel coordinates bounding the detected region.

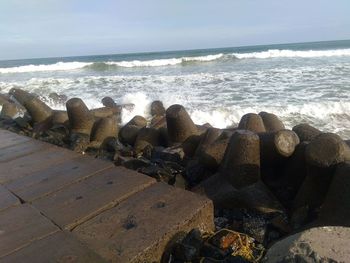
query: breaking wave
[{"left": 232, "top": 48, "right": 350, "bottom": 59}]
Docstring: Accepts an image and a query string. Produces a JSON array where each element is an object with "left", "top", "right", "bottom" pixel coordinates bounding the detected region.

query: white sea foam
[
  {"left": 233, "top": 48, "right": 350, "bottom": 59},
  {"left": 0, "top": 62, "right": 92, "bottom": 74}
]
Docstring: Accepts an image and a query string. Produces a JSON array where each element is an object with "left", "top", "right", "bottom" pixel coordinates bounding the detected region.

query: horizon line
[{"left": 1, "top": 38, "right": 350, "bottom": 63}]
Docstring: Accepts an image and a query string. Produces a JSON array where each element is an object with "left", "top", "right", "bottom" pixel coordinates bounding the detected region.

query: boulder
[
  {"left": 259, "top": 112, "right": 285, "bottom": 132},
  {"left": 220, "top": 130, "right": 260, "bottom": 189},
  {"left": 119, "top": 116, "right": 147, "bottom": 146},
  {"left": 195, "top": 128, "right": 222, "bottom": 157},
  {"left": 90, "top": 107, "right": 120, "bottom": 119},
  {"left": 317, "top": 162, "right": 350, "bottom": 227},
  {"left": 1, "top": 102, "right": 18, "bottom": 118},
  {"left": 292, "top": 123, "right": 321, "bottom": 142},
  {"left": 263, "top": 227, "right": 350, "bottom": 263},
  {"left": 305, "top": 133, "right": 350, "bottom": 168},
  {"left": 198, "top": 136, "right": 230, "bottom": 171},
  {"left": 238, "top": 113, "right": 266, "bottom": 133},
  {"left": 52, "top": 110, "right": 68, "bottom": 126},
  {"left": 194, "top": 173, "right": 284, "bottom": 214},
  {"left": 66, "top": 98, "right": 94, "bottom": 136},
  {"left": 150, "top": 100, "right": 166, "bottom": 116},
  {"left": 101, "top": 96, "right": 117, "bottom": 108},
  {"left": 22, "top": 96, "right": 52, "bottom": 124},
  {"left": 134, "top": 127, "right": 161, "bottom": 153},
  {"left": 166, "top": 104, "right": 198, "bottom": 143},
  {"left": 259, "top": 130, "right": 300, "bottom": 165},
  {"left": 90, "top": 116, "right": 118, "bottom": 146}
]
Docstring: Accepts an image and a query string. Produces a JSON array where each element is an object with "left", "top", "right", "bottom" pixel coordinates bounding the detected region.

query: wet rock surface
[{"left": 1, "top": 90, "right": 349, "bottom": 262}]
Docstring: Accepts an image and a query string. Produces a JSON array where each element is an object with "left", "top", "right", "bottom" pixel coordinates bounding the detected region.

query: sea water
[{"left": 0, "top": 40, "right": 349, "bottom": 138}]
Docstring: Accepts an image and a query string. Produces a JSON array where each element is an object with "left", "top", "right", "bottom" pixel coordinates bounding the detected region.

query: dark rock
[
  {"left": 242, "top": 217, "right": 267, "bottom": 244},
  {"left": 166, "top": 104, "right": 198, "bottom": 143},
  {"left": 195, "top": 128, "right": 222, "bottom": 157},
  {"left": 292, "top": 123, "right": 321, "bottom": 142},
  {"left": 134, "top": 127, "right": 161, "bottom": 153},
  {"left": 52, "top": 110, "right": 68, "bottom": 126},
  {"left": 259, "top": 112, "right": 285, "bottom": 132},
  {"left": 305, "top": 132, "right": 350, "bottom": 168},
  {"left": 1, "top": 102, "right": 18, "bottom": 118},
  {"left": 66, "top": 98, "right": 94, "bottom": 136},
  {"left": 173, "top": 229, "right": 203, "bottom": 261},
  {"left": 259, "top": 130, "right": 300, "bottom": 165},
  {"left": 90, "top": 116, "right": 118, "bottom": 147},
  {"left": 186, "top": 159, "right": 212, "bottom": 186},
  {"left": 150, "top": 115, "right": 167, "bottom": 129},
  {"left": 220, "top": 130, "right": 260, "bottom": 189},
  {"left": 151, "top": 146, "right": 185, "bottom": 164},
  {"left": 238, "top": 113, "right": 266, "bottom": 133},
  {"left": 194, "top": 173, "right": 285, "bottom": 214},
  {"left": 119, "top": 124, "right": 141, "bottom": 146},
  {"left": 24, "top": 97, "right": 53, "bottom": 124},
  {"left": 317, "top": 162, "right": 350, "bottom": 227},
  {"left": 182, "top": 134, "right": 202, "bottom": 158},
  {"left": 122, "top": 158, "right": 150, "bottom": 170},
  {"left": 101, "top": 96, "right": 117, "bottom": 108},
  {"left": 198, "top": 135, "right": 230, "bottom": 171},
  {"left": 69, "top": 133, "right": 90, "bottom": 152},
  {"left": 150, "top": 100, "right": 166, "bottom": 116}
]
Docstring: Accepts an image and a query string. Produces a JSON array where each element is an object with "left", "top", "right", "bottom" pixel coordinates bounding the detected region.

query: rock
[
  {"left": 134, "top": 127, "right": 161, "bottom": 153},
  {"left": 198, "top": 134, "right": 231, "bottom": 171},
  {"left": 150, "top": 100, "right": 166, "bottom": 116},
  {"left": 119, "top": 125, "right": 141, "bottom": 146},
  {"left": 263, "top": 227, "right": 350, "bottom": 263},
  {"left": 238, "top": 113, "right": 266, "bottom": 133},
  {"left": 172, "top": 229, "right": 203, "bottom": 261},
  {"left": 186, "top": 159, "right": 212, "bottom": 186},
  {"left": 194, "top": 173, "right": 284, "bottom": 214},
  {"left": 259, "top": 112, "right": 285, "bottom": 132},
  {"left": 48, "top": 92, "right": 67, "bottom": 104},
  {"left": 118, "top": 116, "right": 147, "bottom": 146},
  {"left": 52, "top": 110, "right": 68, "bottom": 126},
  {"left": 280, "top": 142, "right": 309, "bottom": 208},
  {"left": 1, "top": 102, "right": 18, "bottom": 118},
  {"left": 292, "top": 123, "right": 321, "bottom": 142},
  {"left": 182, "top": 134, "right": 202, "bottom": 158},
  {"left": 305, "top": 133, "right": 350, "bottom": 168},
  {"left": 195, "top": 128, "right": 222, "bottom": 157},
  {"left": 166, "top": 104, "right": 198, "bottom": 143},
  {"left": 9, "top": 88, "right": 33, "bottom": 105},
  {"left": 90, "top": 107, "right": 120, "bottom": 119},
  {"left": 259, "top": 130, "right": 300, "bottom": 165},
  {"left": 23, "top": 97, "right": 53, "bottom": 124},
  {"left": 66, "top": 98, "right": 94, "bottom": 136},
  {"left": 151, "top": 146, "right": 185, "bottom": 164},
  {"left": 150, "top": 115, "right": 167, "bottom": 129},
  {"left": 69, "top": 133, "right": 90, "bottom": 152},
  {"left": 101, "top": 96, "right": 117, "bottom": 108},
  {"left": 0, "top": 93, "right": 11, "bottom": 106},
  {"left": 242, "top": 217, "right": 267, "bottom": 244},
  {"left": 220, "top": 130, "right": 260, "bottom": 189},
  {"left": 90, "top": 116, "right": 118, "bottom": 147},
  {"left": 127, "top": 115, "right": 147, "bottom": 127},
  {"left": 122, "top": 158, "right": 150, "bottom": 171},
  {"left": 292, "top": 167, "right": 334, "bottom": 216},
  {"left": 317, "top": 162, "right": 350, "bottom": 227}
]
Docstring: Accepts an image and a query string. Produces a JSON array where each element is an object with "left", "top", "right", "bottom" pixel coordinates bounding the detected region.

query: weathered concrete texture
[
  {"left": 6, "top": 156, "right": 113, "bottom": 202},
  {"left": 0, "top": 139, "right": 48, "bottom": 163},
  {"left": 0, "top": 204, "right": 59, "bottom": 257},
  {"left": 1, "top": 231, "right": 107, "bottom": 263},
  {"left": 0, "top": 145, "right": 78, "bottom": 184},
  {"left": 73, "top": 183, "right": 214, "bottom": 263},
  {"left": 32, "top": 167, "right": 156, "bottom": 230},
  {"left": 0, "top": 130, "right": 31, "bottom": 149},
  {"left": 263, "top": 227, "right": 350, "bottom": 263},
  {"left": 0, "top": 185, "right": 20, "bottom": 212}
]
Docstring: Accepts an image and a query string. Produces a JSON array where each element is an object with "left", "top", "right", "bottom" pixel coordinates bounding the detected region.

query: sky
[{"left": 0, "top": 0, "right": 349, "bottom": 60}]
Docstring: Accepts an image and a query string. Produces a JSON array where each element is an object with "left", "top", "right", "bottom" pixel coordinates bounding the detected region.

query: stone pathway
[{"left": 0, "top": 129, "right": 214, "bottom": 262}]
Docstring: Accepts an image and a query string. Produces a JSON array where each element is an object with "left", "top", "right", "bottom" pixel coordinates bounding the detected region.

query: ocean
[{"left": 1, "top": 40, "right": 350, "bottom": 138}]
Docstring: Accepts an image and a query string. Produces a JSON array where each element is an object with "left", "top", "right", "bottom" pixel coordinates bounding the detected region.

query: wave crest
[{"left": 232, "top": 48, "right": 350, "bottom": 59}]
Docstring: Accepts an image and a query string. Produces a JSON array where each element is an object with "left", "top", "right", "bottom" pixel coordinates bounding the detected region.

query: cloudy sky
[{"left": 0, "top": 0, "right": 349, "bottom": 60}]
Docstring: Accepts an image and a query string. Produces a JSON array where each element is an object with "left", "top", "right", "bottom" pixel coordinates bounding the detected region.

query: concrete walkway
[{"left": 0, "top": 129, "right": 214, "bottom": 262}]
